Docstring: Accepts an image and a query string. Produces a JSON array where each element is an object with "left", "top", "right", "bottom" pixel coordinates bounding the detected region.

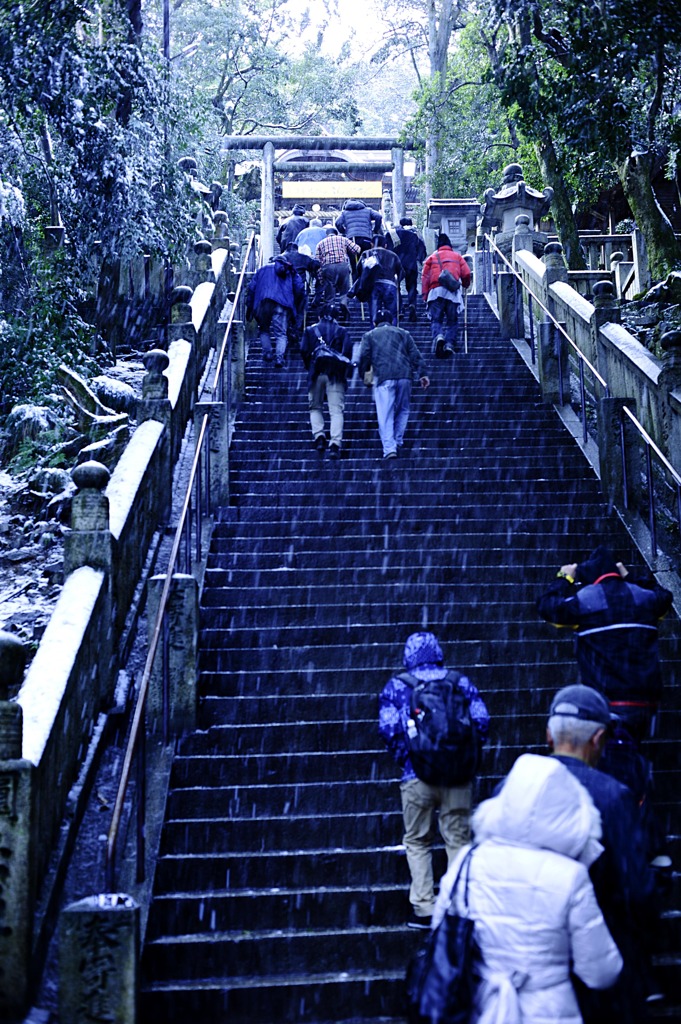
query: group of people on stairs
[{"left": 379, "top": 539, "right": 674, "bottom": 1024}]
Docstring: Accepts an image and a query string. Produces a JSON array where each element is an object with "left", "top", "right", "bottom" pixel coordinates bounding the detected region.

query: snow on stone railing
[
  {"left": 4, "top": 238, "right": 235, "bottom": 1018},
  {"left": 504, "top": 228, "right": 680, "bottom": 480}
]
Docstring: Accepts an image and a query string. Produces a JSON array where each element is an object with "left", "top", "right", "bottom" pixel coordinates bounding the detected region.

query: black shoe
[
  {"left": 443, "top": 343, "right": 455, "bottom": 356},
  {"left": 383, "top": 451, "right": 397, "bottom": 461},
  {"left": 314, "top": 434, "right": 327, "bottom": 452},
  {"left": 275, "top": 359, "right": 285, "bottom": 369},
  {"left": 408, "top": 308, "right": 417, "bottom": 322},
  {"left": 435, "top": 335, "right": 446, "bottom": 358},
  {"left": 328, "top": 443, "right": 341, "bottom": 458},
  {"left": 407, "top": 911, "right": 432, "bottom": 930}
]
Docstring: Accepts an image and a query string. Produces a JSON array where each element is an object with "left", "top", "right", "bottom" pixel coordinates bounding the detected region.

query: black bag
[
  {"left": 406, "top": 846, "right": 481, "bottom": 1024},
  {"left": 311, "top": 326, "right": 353, "bottom": 377},
  {"left": 436, "top": 252, "right": 461, "bottom": 293},
  {"left": 401, "top": 670, "right": 479, "bottom": 787}
]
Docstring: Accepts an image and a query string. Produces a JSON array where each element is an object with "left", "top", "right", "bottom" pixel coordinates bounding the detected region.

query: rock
[
  {"left": 5, "top": 404, "right": 58, "bottom": 454},
  {"left": 3, "top": 545, "right": 40, "bottom": 563},
  {"left": 29, "top": 467, "right": 72, "bottom": 495},
  {"left": 46, "top": 487, "right": 75, "bottom": 522},
  {"left": 91, "top": 376, "right": 138, "bottom": 415},
  {"left": 642, "top": 271, "right": 681, "bottom": 305}
]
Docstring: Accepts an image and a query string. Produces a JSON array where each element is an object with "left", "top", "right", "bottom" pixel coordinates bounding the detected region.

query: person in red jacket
[{"left": 421, "top": 234, "right": 471, "bottom": 357}]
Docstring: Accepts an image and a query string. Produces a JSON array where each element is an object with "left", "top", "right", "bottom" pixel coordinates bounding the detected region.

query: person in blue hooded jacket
[
  {"left": 246, "top": 255, "right": 305, "bottom": 367},
  {"left": 378, "top": 631, "right": 489, "bottom": 928}
]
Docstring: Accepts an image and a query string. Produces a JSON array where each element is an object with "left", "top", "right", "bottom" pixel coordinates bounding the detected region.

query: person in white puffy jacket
[{"left": 432, "top": 753, "right": 622, "bottom": 1024}]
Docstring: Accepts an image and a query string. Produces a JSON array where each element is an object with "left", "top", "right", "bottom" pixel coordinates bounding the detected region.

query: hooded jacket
[
  {"left": 335, "top": 199, "right": 382, "bottom": 241},
  {"left": 433, "top": 754, "right": 622, "bottom": 1024},
  {"left": 246, "top": 257, "right": 305, "bottom": 322},
  {"left": 537, "top": 546, "right": 673, "bottom": 702},
  {"left": 378, "top": 632, "right": 489, "bottom": 784}
]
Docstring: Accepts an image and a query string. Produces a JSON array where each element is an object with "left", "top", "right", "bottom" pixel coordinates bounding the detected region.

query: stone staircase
[{"left": 140, "top": 295, "right": 681, "bottom": 1021}]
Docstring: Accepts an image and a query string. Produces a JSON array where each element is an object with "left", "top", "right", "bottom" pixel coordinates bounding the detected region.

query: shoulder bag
[{"left": 405, "top": 845, "right": 481, "bottom": 1024}]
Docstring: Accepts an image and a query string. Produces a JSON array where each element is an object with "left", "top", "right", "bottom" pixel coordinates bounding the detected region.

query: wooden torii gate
[{"left": 220, "top": 135, "right": 417, "bottom": 262}]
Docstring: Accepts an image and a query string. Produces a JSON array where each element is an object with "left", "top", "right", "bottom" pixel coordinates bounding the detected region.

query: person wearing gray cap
[{"left": 547, "top": 684, "right": 659, "bottom": 1022}]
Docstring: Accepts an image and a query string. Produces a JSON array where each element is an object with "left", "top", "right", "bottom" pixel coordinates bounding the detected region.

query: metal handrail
[
  {"left": 484, "top": 233, "right": 608, "bottom": 391},
  {"left": 621, "top": 404, "right": 681, "bottom": 557},
  {"left": 105, "top": 231, "right": 256, "bottom": 889},
  {"left": 483, "top": 232, "right": 681, "bottom": 555}
]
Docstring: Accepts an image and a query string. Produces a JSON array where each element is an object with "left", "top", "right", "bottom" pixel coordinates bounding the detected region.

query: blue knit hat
[{"left": 403, "top": 632, "right": 444, "bottom": 670}]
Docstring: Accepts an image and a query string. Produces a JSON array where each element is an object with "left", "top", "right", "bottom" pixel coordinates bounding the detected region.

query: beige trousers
[{"left": 400, "top": 776, "right": 472, "bottom": 917}]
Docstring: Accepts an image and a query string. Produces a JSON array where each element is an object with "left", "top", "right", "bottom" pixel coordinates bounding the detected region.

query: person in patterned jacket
[{"left": 378, "top": 631, "right": 489, "bottom": 929}]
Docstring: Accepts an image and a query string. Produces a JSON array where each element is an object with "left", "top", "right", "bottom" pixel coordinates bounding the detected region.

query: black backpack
[
  {"left": 400, "top": 670, "right": 479, "bottom": 786},
  {"left": 310, "top": 325, "right": 353, "bottom": 377}
]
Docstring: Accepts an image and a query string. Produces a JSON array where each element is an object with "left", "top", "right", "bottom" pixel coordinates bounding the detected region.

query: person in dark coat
[
  {"left": 386, "top": 217, "right": 427, "bottom": 322},
  {"left": 299, "top": 303, "right": 354, "bottom": 457},
  {"left": 276, "top": 204, "right": 308, "bottom": 252},
  {"left": 352, "top": 236, "right": 402, "bottom": 327},
  {"left": 547, "top": 683, "right": 659, "bottom": 1022},
  {"left": 246, "top": 255, "right": 305, "bottom": 367},
  {"left": 537, "top": 545, "right": 673, "bottom": 742},
  {"left": 335, "top": 198, "right": 383, "bottom": 275}
]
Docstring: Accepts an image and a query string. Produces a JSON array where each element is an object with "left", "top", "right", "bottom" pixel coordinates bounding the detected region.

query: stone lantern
[{"left": 478, "top": 163, "right": 554, "bottom": 258}]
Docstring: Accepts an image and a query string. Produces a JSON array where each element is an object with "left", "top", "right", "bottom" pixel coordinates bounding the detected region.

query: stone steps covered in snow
[{"left": 140, "top": 295, "right": 681, "bottom": 1022}]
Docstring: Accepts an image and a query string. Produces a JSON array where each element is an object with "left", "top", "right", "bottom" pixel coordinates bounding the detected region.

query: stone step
[
  {"left": 140, "top": 971, "right": 411, "bottom": 1024},
  {"left": 146, "top": 884, "right": 412, "bottom": 939},
  {"left": 152, "top": 847, "right": 419, "bottom": 894},
  {"left": 197, "top": 636, "right": 681, "bottom": 671},
  {"left": 193, "top": 660, "right": 642, "bottom": 697},
  {"left": 196, "top": 620, "right": 620, "bottom": 649},
  {"left": 159, "top": 810, "right": 404, "bottom": 854},
  {"left": 143, "top": 926, "right": 416, "bottom": 983}
]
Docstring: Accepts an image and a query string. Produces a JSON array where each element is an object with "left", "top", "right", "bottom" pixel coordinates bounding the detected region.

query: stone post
[
  {"left": 598, "top": 396, "right": 643, "bottom": 512},
  {"left": 212, "top": 210, "right": 229, "bottom": 251},
  {"left": 542, "top": 241, "right": 569, "bottom": 303},
  {"left": 391, "top": 147, "right": 405, "bottom": 223},
  {"left": 592, "top": 280, "right": 620, "bottom": 328},
  {"left": 497, "top": 272, "right": 519, "bottom": 340},
  {"left": 592, "top": 280, "right": 621, "bottom": 385},
  {"left": 233, "top": 319, "right": 246, "bottom": 406},
  {"left": 537, "top": 320, "right": 570, "bottom": 405},
  {"left": 137, "top": 350, "right": 172, "bottom": 525},
  {"left": 512, "top": 213, "right": 533, "bottom": 257},
  {"left": 146, "top": 574, "right": 199, "bottom": 736},
  {"left": 0, "top": 633, "right": 33, "bottom": 1022},
  {"left": 59, "top": 893, "right": 139, "bottom": 1024},
  {"left": 658, "top": 330, "right": 681, "bottom": 472},
  {"left": 64, "top": 461, "right": 113, "bottom": 578},
  {"left": 64, "top": 462, "right": 114, "bottom": 707},
  {"left": 193, "top": 239, "right": 215, "bottom": 283},
  {"left": 261, "top": 141, "right": 275, "bottom": 264},
  {"left": 167, "top": 285, "right": 195, "bottom": 344},
  {"left": 195, "top": 398, "right": 229, "bottom": 510}
]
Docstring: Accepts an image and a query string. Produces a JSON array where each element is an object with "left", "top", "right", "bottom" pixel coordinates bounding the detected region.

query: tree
[
  {"left": 482, "top": 0, "right": 681, "bottom": 279},
  {"left": 405, "top": 22, "right": 541, "bottom": 200},
  {"left": 478, "top": 6, "right": 587, "bottom": 268},
  {"left": 371, "top": 0, "right": 468, "bottom": 199},
  {"left": 0, "top": 0, "right": 199, "bottom": 401}
]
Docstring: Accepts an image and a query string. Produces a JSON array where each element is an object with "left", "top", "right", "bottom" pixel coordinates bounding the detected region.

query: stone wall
[
  {"left": 512, "top": 239, "right": 681, "bottom": 478},
  {"left": 5, "top": 238, "right": 236, "bottom": 1020}
]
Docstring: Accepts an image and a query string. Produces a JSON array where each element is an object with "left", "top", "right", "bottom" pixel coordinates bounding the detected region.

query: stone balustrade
[{"left": 2, "top": 234, "right": 237, "bottom": 1021}]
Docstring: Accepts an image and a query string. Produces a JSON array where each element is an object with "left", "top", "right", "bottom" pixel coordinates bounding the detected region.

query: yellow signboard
[{"left": 282, "top": 181, "right": 383, "bottom": 199}]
